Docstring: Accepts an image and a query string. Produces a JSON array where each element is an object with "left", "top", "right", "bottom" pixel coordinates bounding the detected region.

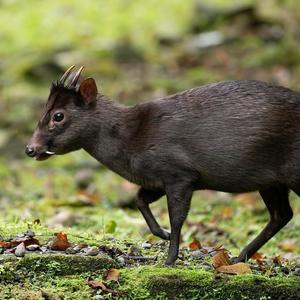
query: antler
[
  {"left": 70, "top": 66, "right": 84, "bottom": 87},
  {"left": 59, "top": 65, "right": 75, "bottom": 85}
]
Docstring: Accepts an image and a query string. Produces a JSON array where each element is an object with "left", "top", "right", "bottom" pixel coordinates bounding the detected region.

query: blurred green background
[{"left": 0, "top": 0, "right": 300, "bottom": 256}]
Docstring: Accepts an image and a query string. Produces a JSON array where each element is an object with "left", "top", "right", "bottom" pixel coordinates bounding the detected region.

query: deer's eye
[{"left": 53, "top": 112, "right": 64, "bottom": 122}]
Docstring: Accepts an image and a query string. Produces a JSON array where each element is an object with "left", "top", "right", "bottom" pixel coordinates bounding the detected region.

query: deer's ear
[{"left": 79, "top": 78, "right": 98, "bottom": 104}]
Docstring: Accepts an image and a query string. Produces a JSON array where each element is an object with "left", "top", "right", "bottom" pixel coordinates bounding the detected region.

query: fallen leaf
[
  {"left": 235, "top": 193, "right": 258, "bottom": 206},
  {"left": 219, "top": 207, "right": 234, "bottom": 220},
  {"left": 50, "top": 232, "right": 71, "bottom": 251},
  {"left": 87, "top": 280, "right": 119, "bottom": 296},
  {"left": 103, "top": 268, "right": 120, "bottom": 281},
  {"left": 217, "top": 262, "right": 252, "bottom": 275},
  {"left": 88, "top": 280, "right": 107, "bottom": 290},
  {"left": 212, "top": 250, "right": 230, "bottom": 268},
  {"left": 76, "top": 189, "right": 98, "bottom": 205},
  {"left": 188, "top": 238, "right": 201, "bottom": 250},
  {"left": 278, "top": 239, "right": 298, "bottom": 252},
  {"left": 0, "top": 241, "right": 13, "bottom": 248},
  {"left": 251, "top": 252, "right": 264, "bottom": 261},
  {"left": 273, "top": 255, "right": 285, "bottom": 265},
  {"left": 0, "top": 236, "right": 40, "bottom": 249}
]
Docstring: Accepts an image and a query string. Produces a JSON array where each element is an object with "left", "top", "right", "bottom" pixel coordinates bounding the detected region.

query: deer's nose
[{"left": 25, "top": 145, "right": 36, "bottom": 157}]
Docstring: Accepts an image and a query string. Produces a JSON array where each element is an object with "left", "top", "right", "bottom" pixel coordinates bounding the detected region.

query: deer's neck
[{"left": 83, "top": 95, "right": 133, "bottom": 178}]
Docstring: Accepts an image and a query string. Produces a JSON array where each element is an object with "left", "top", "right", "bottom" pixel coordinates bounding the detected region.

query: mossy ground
[{"left": 1, "top": 254, "right": 300, "bottom": 299}]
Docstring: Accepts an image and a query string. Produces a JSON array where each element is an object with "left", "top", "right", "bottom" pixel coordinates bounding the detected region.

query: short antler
[
  {"left": 59, "top": 65, "right": 75, "bottom": 85},
  {"left": 70, "top": 66, "right": 84, "bottom": 87}
]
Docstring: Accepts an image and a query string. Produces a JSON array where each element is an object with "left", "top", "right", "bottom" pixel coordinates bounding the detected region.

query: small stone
[
  {"left": 15, "top": 242, "right": 26, "bottom": 257},
  {"left": 116, "top": 256, "right": 126, "bottom": 266},
  {"left": 25, "top": 229, "right": 35, "bottom": 237},
  {"left": 191, "top": 250, "right": 206, "bottom": 259},
  {"left": 128, "top": 245, "right": 141, "bottom": 256},
  {"left": 292, "top": 268, "right": 300, "bottom": 276},
  {"left": 65, "top": 247, "right": 78, "bottom": 254},
  {"left": 26, "top": 244, "right": 40, "bottom": 251},
  {"left": 40, "top": 246, "right": 48, "bottom": 253},
  {"left": 84, "top": 246, "right": 99, "bottom": 256},
  {"left": 141, "top": 241, "right": 151, "bottom": 249},
  {"left": 73, "top": 243, "right": 88, "bottom": 252}
]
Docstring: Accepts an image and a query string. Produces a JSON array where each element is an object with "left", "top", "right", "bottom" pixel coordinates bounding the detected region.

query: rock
[
  {"left": 25, "top": 229, "right": 35, "bottom": 238},
  {"left": 73, "top": 243, "right": 88, "bottom": 252},
  {"left": 65, "top": 247, "right": 78, "bottom": 254},
  {"left": 141, "top": 241, "right": 151, "bottom": 249},
  {"left": 40, "top": 246, "right": 48, "bottom": 253},
  {"left": 292, "top": 268, "right": 300, "bottom": 276},
  {"left": 128, "top": 245, "right": 142, "bottom": 257},
  {"left": 26, "top": 244, "right": 40, "bottom": 251},
  {"left": 84, "top": 246, "right": 99, "bottom": 256},
  {"left": 116, "top": 256, "right": 126, "bottom": 267},
  {"left": 191, "top": 250, "right": 206, "bottom": 259},
  {"left": 15, "top": 242, "right": 26, "bottom": 257}
]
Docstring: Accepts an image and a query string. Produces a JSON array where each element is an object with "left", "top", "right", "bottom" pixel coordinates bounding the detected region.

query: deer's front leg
[
  {"left": 136, "top": 187, "right": 170, "bottom": 240},
  {"left": 165, "top": 184, "right": 193, "bottom": 266}
]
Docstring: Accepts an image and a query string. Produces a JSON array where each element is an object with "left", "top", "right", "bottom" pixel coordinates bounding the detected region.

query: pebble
[
  {"left": 84, "top": 246, "right": 99, "bottom": 256},
  {"left": 116, "top": 256, "right": 126, "bottom": 267},
  {"left": 40, "top": 246, "right": 48, "bottom": 253},
  {"left": 73, "top": 243, "right": 88, "bottom": 252},
  {"left": 65, "top": 247, "right": 78, "bottom": 254},
  {"left": 25, "top": 229, "right": 35, "bottom": 237},
  {"left": 141, "top": 241, "right": 151, "bottom": 249},
  {"left": 191, "top": 250, "right": 206, "bottom": 259},
  {"left": 292, "top": 268, "right": 300, "bottom": 276},
  {"left": 128, "top": 245, "right": 142, "bottom": 256},
  {"left": 15, "top": 242, "right": 26, "bottom": 257},
  {"left": 26, "top": 244, "right": 40, "bottom": 251}
]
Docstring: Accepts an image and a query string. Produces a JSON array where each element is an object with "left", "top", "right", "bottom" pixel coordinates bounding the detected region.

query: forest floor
[{"left": 1, "top": 153, "right": 300, "bottom": 299}]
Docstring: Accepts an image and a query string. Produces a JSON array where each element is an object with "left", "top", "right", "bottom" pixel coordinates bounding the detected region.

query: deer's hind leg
[{"left": 237, "top": 185, "right": 293, "bottom": 262}]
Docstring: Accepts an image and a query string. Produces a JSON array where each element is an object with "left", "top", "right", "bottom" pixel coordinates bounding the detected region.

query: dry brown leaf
[
  {"left": 273, "top": 255, "right": 285, "bottom": 265},
  {"left": 50, "top": 232, "right": 71, "bottom": 251},
  {"left": 188, "top": 238, "right": 201, "bottom": 250},
  {"left": 217, "top": 262, "right": 252, "bottom": 275},
  {"left": 235, "top": 193, "right": 257, "bottom": 206},
  {"left": 251, "top": 252, "right": 264, "bottom": 261},
  {"left": 0, "top": 237, "right": 40, "bottom": 249},
  {"left": 103, "top": 268, "right": 120, "bottom": 281},
  {"left": 87, "top": 280, "right": 119, "bottom": 296},
  {"left": 278, "top": 239, "right": 298, "bottom": 252},
  {"left": 0, "top": 241, "right": 13, "bottom": 248},
  {"left": 76, "top": 189, "right": 98, "bottom": 205},
  {"left": 211, "top": 250, "right": 230, "bottom": 268},
  {"left": 219, "top": 207, "right": 234, "bottom": 220},
  {"left": 88, "top": 280, "right": 108, "bottom": 290}
]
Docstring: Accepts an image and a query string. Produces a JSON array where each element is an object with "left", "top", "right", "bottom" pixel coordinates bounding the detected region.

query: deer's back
[{"left": 128, "top": 80, "right": 300, "bottom": 192}]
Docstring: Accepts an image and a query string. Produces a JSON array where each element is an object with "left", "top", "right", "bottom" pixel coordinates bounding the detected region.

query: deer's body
[
  {"left": 26, "top": 67, "right": 300, "bottom": 265},
  {"left": 86, "top": 80, "right": 300, "bottom": 193}
]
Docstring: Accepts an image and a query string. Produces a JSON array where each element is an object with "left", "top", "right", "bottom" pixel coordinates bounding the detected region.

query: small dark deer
[{"left": 26, "top": 66, "right": 299, "bottom": 265}]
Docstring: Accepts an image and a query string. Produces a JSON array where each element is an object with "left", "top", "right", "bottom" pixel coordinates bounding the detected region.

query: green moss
[
  {"left": 119, "top": 267, "right": 300, "bottom": 300},
  {"left": 0, "top": 253, "right": 117, "bottom": 279}
]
